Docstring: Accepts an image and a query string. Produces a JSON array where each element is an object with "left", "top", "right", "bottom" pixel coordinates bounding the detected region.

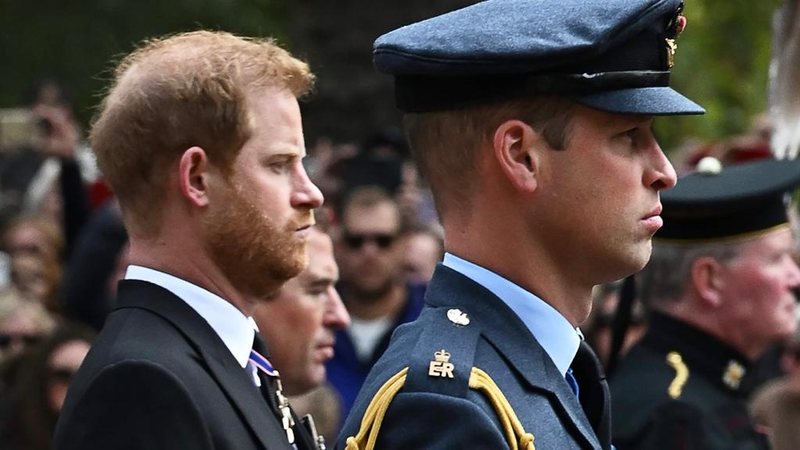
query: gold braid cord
[
  {"left": 666, "top": 352, "right": 689, "bottom": 399},
  {"left": 345, "top": 367, "right": 535, "bottom": 450}
]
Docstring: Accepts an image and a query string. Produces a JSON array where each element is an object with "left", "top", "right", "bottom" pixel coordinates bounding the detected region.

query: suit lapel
[
  {"left": 115, "top": 280, "right": 289, "bottom": 450},
  {"left": 425, "top": 266, "right": 602, "bottom": 449}
]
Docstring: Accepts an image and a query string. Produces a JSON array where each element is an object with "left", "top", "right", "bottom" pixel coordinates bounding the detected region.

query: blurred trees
[
  {"left": 0, "top": 0, "right": 288, "bottom": 126},
  {"left": 657, "top": 0, "right": 784, "bottom": 150},
  {"left": 0, "top": 0, "right": 790, "bottom": 152}
]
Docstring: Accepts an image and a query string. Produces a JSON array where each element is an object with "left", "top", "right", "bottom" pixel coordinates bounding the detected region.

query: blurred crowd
[{"left": 1, "top": 77, "right": 800, "bottom": 449}]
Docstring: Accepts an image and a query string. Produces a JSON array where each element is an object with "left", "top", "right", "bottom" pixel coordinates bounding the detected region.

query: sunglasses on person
[
  {"left": 343, "top": 232, "right": 397, "bottom": 250},
  {"left": 0, "top": 332, "right": 41, "bottom": 349}
]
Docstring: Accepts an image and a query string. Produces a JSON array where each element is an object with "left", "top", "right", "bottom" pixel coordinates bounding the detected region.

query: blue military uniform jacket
[
  {"left": 336, "top": 265, "right": 611, "bottom": 450},
  {"left": 611, "top": 313, "right": 769, "bottom": 450}
]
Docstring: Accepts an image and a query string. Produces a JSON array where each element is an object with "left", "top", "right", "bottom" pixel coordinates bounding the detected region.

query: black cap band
[
  {"left": 395, "top": 71, "right": 671, "bottom": 113},
  {"left": 656, "top": 196, "right": 790, "bottom": 242}
]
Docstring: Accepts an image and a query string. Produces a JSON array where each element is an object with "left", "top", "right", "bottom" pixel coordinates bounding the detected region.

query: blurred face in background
[
  {"left": 401, "top": 231, "right": 442, "bottom": 285},
  {"left": 337, "top": 201, "right": 403, "bottom": 299},
  {"left": 255, "top": 229, "right": 350, "bottom": 395},
  {"left": 717, "top": 228, "right": 800, "bottom": 358},
  {"left": 3, "top": 217, "right": 63, "bottom": 309},
  {"left": 0, "top": 301, "right": 54, "bottom": 361},
  {"left": 46, "top": 339, "right": 91, "bottom": 412}
]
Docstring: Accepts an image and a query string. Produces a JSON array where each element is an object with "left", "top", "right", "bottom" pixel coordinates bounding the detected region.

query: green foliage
[
  {"left": 657, "top": 0, "right": 784, "bottom": 151},
  {"left": 0, "top": 0, "right": 788, "bottom": 154},
  {"left": 0, "top": 0, "right": 287, "bottom": 127}
]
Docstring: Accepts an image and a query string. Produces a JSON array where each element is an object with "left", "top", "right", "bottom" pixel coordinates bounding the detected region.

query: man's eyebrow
[{"left": 307, "top": 276, "right": 335, "bottom": 287}]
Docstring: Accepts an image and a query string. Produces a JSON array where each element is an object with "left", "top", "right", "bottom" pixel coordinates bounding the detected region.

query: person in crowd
[
  {"left": 584, "top": 281, "right": 647, "bottom": 369},
  {"left": 255, "top": 226, "right": 350, "bottom": 395},
  {"left": 0, "top": 289, "right": 55, "bottom": 364},
  {"left": 750, "top": 328, "right": 800, "bottom": 450},
  {"left": 53, "top": 30, "right": 325, "bottom": 450},
  {"left": 58, "top": 200, "right": 128, "bottom": 331},
  {"left": 2, "top": 215, "right": 64, "bottom": 310},
  {"left": 0, "top": 323, "right": 94, "bottom": 450},
  {"left": 254, "top": 226, "right": 350, "bottom": 445},
  {"left": 611, "top": 158, "right": 800, "bottom": 450},
  {"left": 327, "top": 187, "right": 425, "bottom": 418},
  {"left": 337, "top": 0, "right": 703, "bottom": 448},
  {"left": 400, "top": 222, "right": 443, "bottom": 286}
]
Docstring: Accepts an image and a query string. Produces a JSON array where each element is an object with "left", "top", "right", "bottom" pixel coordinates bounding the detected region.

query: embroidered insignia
[
  {"left": 665, "top": 6, "right": 687, "bottom": 69},
  {"left": 428, "top": 349, "right": 455, "bottom": 378},
  {"left": 722, "top": 360, "right": 746, "bottom": 390},
  {"left": 447, "top": 308, "right": 470, "bottom": 326},
  {"left": 666, "top": 351, "right": 689, "bottom": 399}
]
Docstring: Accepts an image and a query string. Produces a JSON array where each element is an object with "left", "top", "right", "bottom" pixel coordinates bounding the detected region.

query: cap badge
[
  {"left": 447, "top": 308, "right": 470, "bottom": 326},
  {"left": 723, "top": 360, "right": 746, "bottom": 390},
  {"left": 665, "top": 14, "right": 687, "bottom": 69},
  {"left": 428, "top": 349, "right": 455, "bottom": 378}
]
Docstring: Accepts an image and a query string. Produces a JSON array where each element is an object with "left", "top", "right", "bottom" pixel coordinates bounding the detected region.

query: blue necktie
[{"left": 566, "top": 368, "right": 580, "bottom": 399}]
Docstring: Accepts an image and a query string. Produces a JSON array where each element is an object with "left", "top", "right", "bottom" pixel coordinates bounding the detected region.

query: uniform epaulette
[
  {"left": 344, "top": 307, "right": 536, "bottom": 450},
  {"left": 403, "top": 307, "right": 480, "bottom": 398}
]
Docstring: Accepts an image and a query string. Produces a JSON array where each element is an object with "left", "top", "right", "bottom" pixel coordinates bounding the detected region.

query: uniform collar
[
  {"left": 125, "top": 265, "right": 256, "bottom": 368},
  {"left": 643, "top": 312, "right": 752, "bottom": 396},
  {"left": 442, "top": 253, "right": 581, "bottom": 375}
]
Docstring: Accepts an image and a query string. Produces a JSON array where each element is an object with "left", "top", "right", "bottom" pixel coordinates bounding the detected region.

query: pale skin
[
  {"left": 659, "top": 228, "right": 800, "bottom": 360},
  {"left": 445, "top": 105, "right": 677, "bottom": 326},
  {"left": 47, "top": 339, "right": 91, "bottom": 412},
  {"left": 255, "top": 229, "right": 350, "bottom": 395},
  {"left": 126, "top": 87, "right": 323, "bottom": 317}
]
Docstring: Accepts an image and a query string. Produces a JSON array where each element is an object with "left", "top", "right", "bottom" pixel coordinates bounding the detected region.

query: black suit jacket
[{"left": 54, "top": 280, "right": 299, "bottom": 450}]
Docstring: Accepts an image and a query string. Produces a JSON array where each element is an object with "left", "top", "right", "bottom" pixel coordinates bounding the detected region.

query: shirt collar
[
  {"left": 442, "top": 253, "right": 581, "bottom": 375},
  {"left": 125, "top": 265, "right": 256, "bottom": 368}
]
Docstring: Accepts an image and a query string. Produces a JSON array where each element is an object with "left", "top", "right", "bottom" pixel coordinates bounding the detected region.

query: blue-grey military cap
[{"left": 374, "top": 0, "right": 704, "bottom": 115}]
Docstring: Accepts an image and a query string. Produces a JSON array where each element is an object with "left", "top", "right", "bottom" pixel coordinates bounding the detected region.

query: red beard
[{"left": 203, "top": 181, "right": 312, "bottom": 298}]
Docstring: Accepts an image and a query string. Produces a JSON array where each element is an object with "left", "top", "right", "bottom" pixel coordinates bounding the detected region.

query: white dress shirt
[{"left": 125, "top": 265, "right": 257, "bottom": 370}]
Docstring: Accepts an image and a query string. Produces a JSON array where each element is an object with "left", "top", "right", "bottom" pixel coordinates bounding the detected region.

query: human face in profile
[
  {"left": 204, "top": 88, "right": 323, "bottom": 299},
  {"left": 716, "top": 228, "right": 800, "bottom": 358},
  {"left": 532, "top": 106, "right": 677, "bottom": 285},
  {"left": 255, "top": 229, "right": 350, "bottom": 395}
]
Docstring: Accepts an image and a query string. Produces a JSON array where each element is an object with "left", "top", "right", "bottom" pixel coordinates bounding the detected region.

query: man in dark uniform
[
  {"left": 336, "top": 0, "right": 703, "bottom": 449},
  {"left": 611, "top": 157, "right": 800, "bottom": 450},
  {"left": 54, "top": 31, "right": 325, "bottom": 449}
]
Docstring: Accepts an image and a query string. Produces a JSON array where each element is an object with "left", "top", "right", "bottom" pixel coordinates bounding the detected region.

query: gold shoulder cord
[
  {"left": 666, "top": 351, "right": 689, "bottom": 399},
  {"left": 344, "top": 367, "right": 535, "bottom": 450}
]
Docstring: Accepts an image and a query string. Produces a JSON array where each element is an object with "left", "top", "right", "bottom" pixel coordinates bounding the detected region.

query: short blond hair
[
  {"left": 91, "top": 30, "right": 315, "bottom": 236},
  {"left": 404, "top": 96, "right": 574, "bottom": 219}
]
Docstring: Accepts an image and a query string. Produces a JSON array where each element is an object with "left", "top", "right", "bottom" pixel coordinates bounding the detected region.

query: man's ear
[
  {"left": 178, "top": 146, "right": 212, "bottom": 208},
  {"left": 492, "top": 120, "right": 541, "bottom": 193},
  {"left": 690, "top": 256, "right": 725, "bottom": 308}
]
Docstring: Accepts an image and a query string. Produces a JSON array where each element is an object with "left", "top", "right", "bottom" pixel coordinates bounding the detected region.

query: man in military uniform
[
  {"left": 611, "top": 157, "right": 800, "bottom": 450},
  {"left": 336, "top": 0, "right": 703, "bottom": 449}
]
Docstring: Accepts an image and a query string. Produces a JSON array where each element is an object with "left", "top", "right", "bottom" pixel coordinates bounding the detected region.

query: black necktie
[
  {"left": 250, "top": 334, "right": 318, "bottom": 450},
  {"left": 571, "top": 341, "right": 612, "bottom": 450},
  {"left": 250, "top": 334, "right": 297, "bottom": 445}
]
